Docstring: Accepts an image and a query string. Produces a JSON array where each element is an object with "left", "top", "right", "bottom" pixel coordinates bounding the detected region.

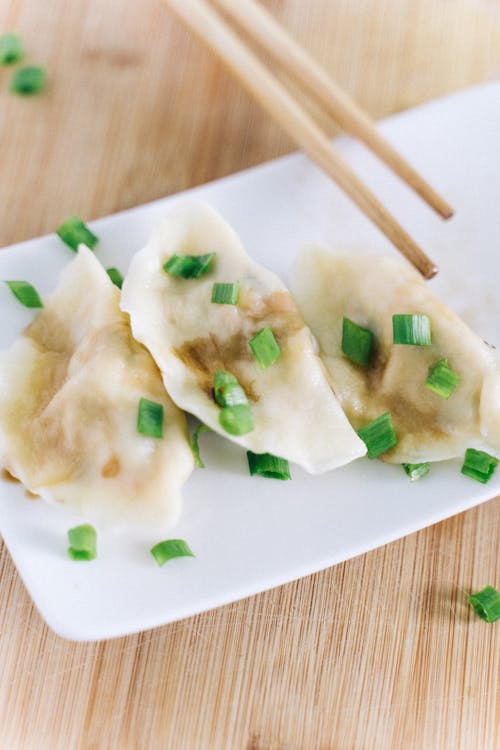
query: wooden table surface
[{"left": 0, "top": 1, "right": 499, "bottom": 748}]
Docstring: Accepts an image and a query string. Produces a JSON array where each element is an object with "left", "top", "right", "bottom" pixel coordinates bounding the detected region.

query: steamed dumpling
[
  {"left": 0, "top": 246, "right": 193, "bottom": 527},
  {"left": 292, "top": 247, "right": 500, "bottom": 463},
  {"left": 121, "top": 203, "right": 366, "bottom": 473}
]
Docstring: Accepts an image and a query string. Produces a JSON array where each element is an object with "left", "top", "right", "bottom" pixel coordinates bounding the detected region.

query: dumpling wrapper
[
  {"left": 121, "top": 203, "right": 366, "bottom": 473},
  {"left": 0, "top": 246, "right": 193, "bottom": 528},
  {"left": 291, "top": 247, "right": 500, "bottom": 463}
]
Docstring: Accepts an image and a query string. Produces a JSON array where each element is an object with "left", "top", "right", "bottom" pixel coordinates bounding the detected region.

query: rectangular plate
[{"left": 1, "top": 83, "right": 499, "bottom": 641}]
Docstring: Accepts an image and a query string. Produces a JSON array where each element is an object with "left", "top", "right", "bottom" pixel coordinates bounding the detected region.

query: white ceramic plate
[{"left": 1, "top": 83, "right": 499, "bottom": 641}]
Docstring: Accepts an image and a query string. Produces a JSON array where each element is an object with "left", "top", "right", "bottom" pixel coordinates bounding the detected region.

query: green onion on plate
[
  {"left": 5, "top": 280, "right": 43, "bottom": 308},
  {"left": 56, "top": 216, "right": 98, "bottom": 252},
  {"left": 190, "top": 423, "right": 210, "bottom": 468},
  {"left": 247, "top": 451, "right": 291, "bottom": 480},
  {"left": 106, "top": 267, "right": 123, "bottom": 289},
  {"left": 402, "top": 462, "right": 430, "bottom": 481},
  {"left": 150, "top": 539, "right": 194, "bottom": 567},
  {"left": 461, "top": 448, "right": 498, "bottom": 484},
  {"left": 67, "top": 524, "right": 96, "bottom": 561}
]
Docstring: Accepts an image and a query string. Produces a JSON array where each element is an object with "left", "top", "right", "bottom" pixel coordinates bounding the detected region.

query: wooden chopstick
[
  {"left": 164, "top": 0, "right": 438, "bottom": 279},
  {"left": 211, "top": 0, "right": 453, "bottom": 221}
]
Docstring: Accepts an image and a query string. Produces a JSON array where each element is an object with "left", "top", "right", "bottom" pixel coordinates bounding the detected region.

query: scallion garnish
[
  {"left": 151, "top": 539, "right": 195, "bottom": 567},
  {"left": 392, "top": 314, "right": 431, "bottom": 346},
  {"left": 213, "top": 369, "right": 248, "bottom": 407},
  {"left": 211, "top": 281, "right": 239, "bottom": 305},
  {"left": 56, "top": 216, "right": 98, "bottom": 252},
  {"left": 106, "top": 267, "right": 123, "bottom": 289},
  {"left": 468, "top": 586, "right": 500, "bottom": 623},
  {"left": 402, "top": 462, "right": 430, "bottom": 481},
  {"left": 341, "top": 317, "right": 374, "bottom": 366},
  {"left": 10, "top": 65, "right": 46, "bottom": 95},
  {"left": 0, "top": 34, "right": 24, "bottom": 65},
  {"left": 247, "top": 451, "right": 291, "bottom": 480},
  {"left": 137, "top": 397, "right": 164, "bottom": 439},
  {"left": 357, "top": 412, "right": 397, "bottom": 459},
  {"left": 461, "top": 448, "right": 498, "bottom": 484},
  {"left": 249, "top": 327, "right": 281, "bottom": 369},
  {"left": 163, "top": 253, "right": 215, "bottom": 279},
  {"left": 190, "top": 423, "right": 210, "bottom": 468},
  {"left": 219, "top": 404, "right": 254, "bottom": 435},
  {"left": 5, "top": 280, "right": 43, "bottom": 308},
  {"left": 67, "top": 524, "right": 96, "bottom": 561},
  {"left": 425, "top": 359, "right": 460, "bottom": 399}
]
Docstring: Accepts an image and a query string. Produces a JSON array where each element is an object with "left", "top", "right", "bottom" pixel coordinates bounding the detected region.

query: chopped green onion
[
  {"left": 468, "top": 586, "right": 500, "bottom": 623},
  {"left": 10, "top": 65, "right": 46, "bottom": 95},
  {"left": 392, "top": 314, "right": 431, "bottom": 345},
  {"left": 249, "top": 327, "right": 281, "bottom": 369},
  {"left": 402, "top": 462, "right": 430, "bottom": 481},
  {"left": 67, "top": 524, "right": 96, "bottom": 561},
  {"left": 358, "top": 412, "right": 397, "bottom": 459},
  {"left": 211, "top": 281, "right": 240, "bottom": 305},
  {"left": 151, "top": 539, "right": 194, "bottom": 567},
  {"left": 213, "top": 369, "right": 248, "bottom": 407},
  {"left": 56, "top": 216, "right": 98, "bottom": 252},
  {"left": 247, "top": 451, "right": 291, "bottom": 480},
  {"left": 5, "top": 280, "right": 43, "bottom": 308},
  {"left": 461, "top": 448, "right": 498, "bottom": 484},
  {"left": 0, "top": 34, "right": 24, "bottom": 65},
  {"left": 190, "top": 423, "right": 210, "bottom": 468},
  {"left": 341, "top": 317, "right": 374, "bottom": 366},
  {"left": 425, "top": 358, "right": 460, "bottom": 399},
  {"left": 219, "top": 404, "right": 254, "bottom": 436},
  {"left": 137, "top": 397, "right": 164, "bottom": 439},
  {"left": 106, "top": 267, "right": 123, "bottom": 289},
  {"left": 163, "top": 253, "right": 215, "bottom": 279}
]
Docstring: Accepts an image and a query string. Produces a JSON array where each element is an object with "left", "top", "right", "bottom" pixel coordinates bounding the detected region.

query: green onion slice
[
  {"left": 211, "top": 281, "right": 239, "bottom": 305},
  {"left": 358, "top": 412, "right": 397, "bottom": 459},
  {"left": 67, "top": 524, "right": 96, "bottom": 561},
  {"left": 341, "top": 317, "right": 374, "bottom": 366},
  {"left": 5, "top": 280, "right": 43, "bottom": 308},
  {"left": 249, "top": 327, "right": 281, "bottom": 370},
  {"left": 163, "top": 253, "right": 215, "bottom": 279},
  {"left": 461, "top": 448, "right": 498, "bottom": 484},
  {"left": 247, "top": 451, "right": 291, "bottom": 480},
  {"left": 137, "top": 397, "right": 164, "bottom": 439},
  {"left": 392, "top": 314, "right": 431, "bottom": 345},
  {"left": 0, "top": 34, "right": 24, "bottom": 65},
  {"left": 402, "top": 462, "right": 430, "bottom": 481},
  {"left": 468, "top": 585, "right": 500, "bottom": 623},
  {"left": 219, "top": 404, "right": 254, "bottom": 436},
  {"left": 425, "top": 358, "right": 460, "bottom": 399},
  {"left": 151, "top": 539, "right": 195, "bottom": 567},
  {"left": 10, "top": 65, "right": 46, "bottom": 95},
  {"left": 106, "top": 267, "right": 123, "bottom": 289},
  {"left": 190, "top": 423, "right": 210, "bottom": 468},
  {"left": 213, "top": 370, "right": 248, "bottom": 407},
  {"left": 56, "top": 216, "right": 98, "bottom": 252}
]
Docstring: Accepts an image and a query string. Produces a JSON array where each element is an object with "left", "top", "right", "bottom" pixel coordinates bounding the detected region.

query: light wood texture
[
  {"left": 0, "top": 1, "right": 499, "bottom": 748},
  {"left": 165, "top": 0, "right": 438, "bottom": 280},
  {"left": 211, "top": 0, "right": 453, "bottom": 220}
]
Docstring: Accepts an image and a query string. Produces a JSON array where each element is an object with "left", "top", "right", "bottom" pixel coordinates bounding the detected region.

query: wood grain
[{"left": 0, "top": 1, "right": 499, "bottom": 748}]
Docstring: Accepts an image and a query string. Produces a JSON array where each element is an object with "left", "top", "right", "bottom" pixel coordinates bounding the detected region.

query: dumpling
[
  {"left": 0, "top": 246, "right": 193, "bottom": 527},
  {"left": 291, "top": 247, "right": 500, "bottom": 463},
  {"left": 121, "top": 203, "right": 366, "bottom": 473}
]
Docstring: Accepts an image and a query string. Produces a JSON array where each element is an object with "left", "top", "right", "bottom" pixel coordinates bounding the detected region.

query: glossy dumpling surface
[
  {"left": 292, "top": 247, "right": 500, "bottom": 463},
  {"left": 121, "top": 203, "right": 366, "bottom": 473},
  {"left": 0, "top": 246, "right": 193, "bottom": 528}
]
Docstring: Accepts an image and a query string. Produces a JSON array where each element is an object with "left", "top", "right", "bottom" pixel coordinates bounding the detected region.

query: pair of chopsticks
[{"left": 164, "top": 0, "right": 453, "bottom": 280}]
